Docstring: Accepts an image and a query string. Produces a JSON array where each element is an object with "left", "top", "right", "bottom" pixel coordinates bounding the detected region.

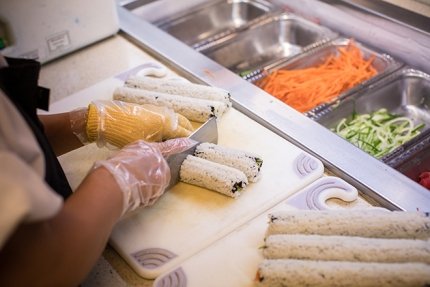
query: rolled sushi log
[
  {"left": 113, "top": 86, "right": 228, "bottom": 122},
  {"left": 124, "top": 75, "right": 232, "bottom": 108},
  {"left": 263, "top": 234, "right": 430, "bottom": 264},
  {"left": 194, "top": 143, "right": 263, "bottom": 182},
  {"left": 179, "top": 155, "right": 248, "bottom": 198},
  {"left": 256, "top": 259, "right": 430, "bottom": 287},
  {"left": 266, "top": 209, "right": 430, "bottom": 239}
]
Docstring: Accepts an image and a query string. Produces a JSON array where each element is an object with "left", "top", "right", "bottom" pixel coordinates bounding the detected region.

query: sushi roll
[
  {"left": 194, "top": 143, "right": 263, "bottom": 182},
  {"left": 179, "top": 155, "right": 248, "bottom": 198},
  {"left": 266, "top": 209, "right": 430, "bottom": 239},
  {"left": 124, "top": 75, "right": 232, "bottom": 108},
  {"left": 113, "top": 86, "right": 228, "bottom": 122},
  {"left": 263, "top": 234, "right": 430, "bottom": 264},
  {"left": 256, "top": 259, "right": 430, "bottom": 287}
]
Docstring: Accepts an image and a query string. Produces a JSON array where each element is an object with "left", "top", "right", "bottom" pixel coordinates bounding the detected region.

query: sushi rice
[
  {"left": 194, "top": 142, "right": 263, "bottom": 182},
  {"left": 179, "top": 155, "right": 248, "bottom": 198},
  {"left": 124, "top": 75, "right": 232, "bottom": 108},
  {"left": 113, "top": 86, "right": 228, "bottom": 123}
]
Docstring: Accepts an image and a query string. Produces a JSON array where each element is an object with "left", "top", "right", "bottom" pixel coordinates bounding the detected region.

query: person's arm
[
  {"left": 39, "top": 112, "right": 84, "bottom": 156},
  {"left": 0, "top": 138, "right": 194, "bottom": 287},
  {"left": 0, "top": 166, "right": 123, "bottom": 287}
]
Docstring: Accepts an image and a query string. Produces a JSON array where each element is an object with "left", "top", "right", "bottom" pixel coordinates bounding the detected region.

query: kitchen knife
[{"left": 166, "top": 117, "right": 218, "bottom": 189}]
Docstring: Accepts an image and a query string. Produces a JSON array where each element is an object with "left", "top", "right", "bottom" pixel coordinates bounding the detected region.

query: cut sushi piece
[
  {"left": 113, "top": 86, "right": 228, "bottom": 122},
  {"left": 124, "top": 76, "right": 232, "bottom": 107},
  {"left": 263, "top": 234, "right": 430, "bottom": 264},
  {"left": 179, "top": 155, "right": 248, "bottom": 198},
  {"left": 194, "top": 142, "right": 263, "bottom": 182},
  {"left": 256, "top": 259, "right": 430, "bottom": 287},
  {"left": 266, "top": 209, "right": 430, "bottom": 239}
]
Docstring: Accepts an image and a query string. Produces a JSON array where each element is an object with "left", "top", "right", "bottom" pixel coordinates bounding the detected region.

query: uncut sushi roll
[
  {"left": 263, "top": 234, "right": 430, "bottom": 264},
  {"left": 194, "top": 142, "right": 263, "bottom": 182},
  {"left": 113, "top": 86, "right": 228, "bottom": 122},
  {"left": 124, "top": 75, "right": 232, "bottom": 108},
  {"left": 266, "top": 209, "right": 430, "bottom": 239},
  {"left": 179, "top": 155, "right": 248, "bottom": 198},
  {"left": 256, "top": 259, "right": 430, "bottom": 287}
]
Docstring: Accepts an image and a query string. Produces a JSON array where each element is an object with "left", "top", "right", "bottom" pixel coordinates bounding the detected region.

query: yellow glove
[{"left": 84, "top": 100, "right": 193, "bottom": 148}]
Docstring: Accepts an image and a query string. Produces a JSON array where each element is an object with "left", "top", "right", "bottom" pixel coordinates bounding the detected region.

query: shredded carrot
[{"left": 257, "top": 41, "right": 378, "bottom": 113}]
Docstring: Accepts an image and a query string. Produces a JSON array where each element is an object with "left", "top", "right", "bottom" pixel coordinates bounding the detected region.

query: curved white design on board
[
  {"left": 115, "top": 62, "right": 190, "bottom": 83},
  {"left": 154, "top": 267, "right": 187, "bottom": 287},
  {"left": 132, "top": 248, "right": 177, "bottom": 270},
  {"left": 136, "top": 62, "right": 168, "bottom": 78},
  {"left": 294, "top": 153, "right": 323, "bottom": 178},
  {"left": 306, "top": 176, "right": 358, "bottom": 210}
]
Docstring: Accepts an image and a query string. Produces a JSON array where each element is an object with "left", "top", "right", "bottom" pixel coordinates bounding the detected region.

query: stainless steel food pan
[
  {"left": 153, "top": 0, "right": 276, "bottom": 48},
  {"left": 247, "top": 38, "right": 402, "bottom": 113},
  {"left": 199, "top": 13, "right": 337, "bottom": 75},
  {"left": 314, "top": 68, "right": 430, "bottom": 159},
  {"left": 384, "top": 129, "right": 430, "bottom": 189}
]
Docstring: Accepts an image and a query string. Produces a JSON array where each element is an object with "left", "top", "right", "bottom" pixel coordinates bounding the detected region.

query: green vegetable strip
[{"left": 333, "top": 108, "right": 425, "bottom": 158}]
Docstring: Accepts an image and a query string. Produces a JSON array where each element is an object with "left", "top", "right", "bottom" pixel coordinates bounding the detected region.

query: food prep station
[
  {"left": 116, "top": 0, "right": 430, "bottom": 210},
  {"left": 37, "top": 0, "right": 430, "bottom": 285}
]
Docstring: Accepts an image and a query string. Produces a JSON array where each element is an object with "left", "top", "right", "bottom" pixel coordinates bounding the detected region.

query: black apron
[{"left": 0, "top": 57, "right": 72, "bottom": 199}]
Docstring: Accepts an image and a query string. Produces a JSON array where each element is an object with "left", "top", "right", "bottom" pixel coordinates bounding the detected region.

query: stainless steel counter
[{"left": 114, "top": 0, "right": 430, "bottom": 211}]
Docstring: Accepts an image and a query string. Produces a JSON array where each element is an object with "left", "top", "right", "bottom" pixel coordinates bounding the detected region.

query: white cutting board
[
  {"left": 55, "top": 66, "right": 325, "bottom": 280},
  {"left": 152, "top": 200, "right": 292, "bottom": 287},
  {"left": 152, "top": 177, "right": 375, "bottom": 287},
  {"left": 108, "top": 108, "right": 325, "bottom": 279}
]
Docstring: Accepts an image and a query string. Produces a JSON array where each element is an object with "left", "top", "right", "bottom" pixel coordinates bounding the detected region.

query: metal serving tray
[
  {"left": 313, "top": 68, "right": 430, "bottom": 160},
  {"left": 153, "top": 0, "right": 277, "bottom": 49},
  {"left": 199, "top": 13, "right": 337, "bottom": 75},
  {"left": 246, "top": 38, "right": 402, "bottom": 114}
]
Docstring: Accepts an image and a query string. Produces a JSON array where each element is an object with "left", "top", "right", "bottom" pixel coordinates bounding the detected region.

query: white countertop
[{"left": 40, "top": 34, "right": 156, "bottom": 104}]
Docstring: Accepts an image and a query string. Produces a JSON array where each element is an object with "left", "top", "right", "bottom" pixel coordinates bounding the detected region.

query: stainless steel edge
[
  {"left": 117, "top": 5, "right": 430, "bottom": 211},
  {"left": 119, "top": 0, "right": 160, "bottom": 10},
  {"left": 333, "top": 0, "right": 430, "bottom": 35}
]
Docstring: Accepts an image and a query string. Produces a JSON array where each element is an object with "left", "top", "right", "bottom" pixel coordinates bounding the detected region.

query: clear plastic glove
[
  {"left": 92, "top": 137, "right": 196, "bottom": 215},
  {"left": 70, "top": 107, "right": 89, "bottom": 144},
  {"left": 70, "top": 100, "right": 194, "bottom": 148}
]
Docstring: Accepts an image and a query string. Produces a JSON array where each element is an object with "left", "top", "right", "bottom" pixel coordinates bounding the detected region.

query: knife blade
[{"left": 166, "top": 117, "right": 218, "bottom": 189}]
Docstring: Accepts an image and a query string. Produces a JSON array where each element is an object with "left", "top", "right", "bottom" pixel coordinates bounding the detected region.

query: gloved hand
[
  {"left": 70, "top": 100, "right": 194, "bottom": 148},
  {"left": 93, "top": 137, "right": 197, "bottom": 215}
]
